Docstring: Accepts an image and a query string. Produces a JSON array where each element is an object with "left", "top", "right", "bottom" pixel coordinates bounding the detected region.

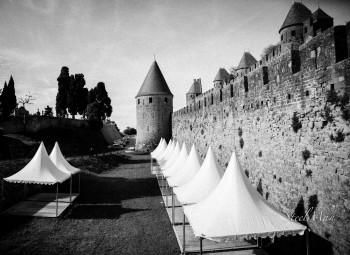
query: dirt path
[{"left": 0, "top": 149, "right": 180, "bottom": 254}]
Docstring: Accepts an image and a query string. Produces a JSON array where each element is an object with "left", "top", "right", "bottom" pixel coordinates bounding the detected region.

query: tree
[
  {"left": 0, "top": 76, "right": 17, "bottom": 117},
  {"left": 44, "top": 105, "right": 53, "bottom": 116},
  {"left": 56, "top": 67, "right": 70, "bottom": 117},
  {"left": 86, "top": 82, "right": 113, "bottom": 122},
  {"left": 261, "top": 44, "right": 275, "bottom": 58},
  {"left": 123, "top": 127, "right": 137, "bottom": 135},
  {"left": 0, "top": 81, "right": 8, "bottom": 116},
  {"left": 18, "top": 92, "right": 36, "bottom": 107}
]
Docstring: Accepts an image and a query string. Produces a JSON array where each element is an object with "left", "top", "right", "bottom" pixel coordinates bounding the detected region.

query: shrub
[
  {"left": 291, "top": 112, "right": 302, "bottom": 133},
  {"left": 342, "top": 108, "right": 350, "bottom": 121},
  {"left": 238, "top": 127, "right": 243, "bottom": 137},
  {"left": 239, "top": 138, "right": 244, "bottom": 148},
  {"left": 265, "top": 192, "right": 270, "bottom": 200},
  {"left": 257, "top": 179, "right": 263, "bottom": 196},
  {"left": 308, "top": 194, "right": 319, "bottom": 218},
  {"left": 330, "top": 131, "right": 345, "bottom": 143},
  {"left": 306, "top": 169, "right": 312, "bottom": 178},
  {"left": 322, "top": 106, "right": 333, "bottom": 124},
  {"left": 302, "top": 149, "right": 310, "bottom": 162},
  {"left": 339, "top": 92, "right": 349, "bottom": 106},
  {"left": 326, "top": 89, "right": 339, "bottom": 104}
]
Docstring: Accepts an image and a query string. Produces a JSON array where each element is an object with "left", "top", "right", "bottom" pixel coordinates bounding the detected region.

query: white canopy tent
[
  {"left": 151, "top": 138, "right": 166, "bottom": 158},
  {"left": 163, "top": 142, "right": 190, "bottom": 178},
  {"left": 183, "top": 151, "right": 307, "bottom": 253},
  {"left": 162, "top": 141, "right": 181, "bottom": 170},
  {"left": 167, "top": 143, "right": 202, "bottom": 187},
  {"left": 158, "top": 140, "right": 176, "bottom": 168},
  {"left": 50, "top": 142, "right": 81, "bottom": 203},
  {"left": 4, "top": 142, "right": 71, "bottom": 216},
  {"left": 174, "top": 146, "right": 224, "bottom": 205},
  {"left": 155, "top": 139, "right": 173, "bottom": 162}
]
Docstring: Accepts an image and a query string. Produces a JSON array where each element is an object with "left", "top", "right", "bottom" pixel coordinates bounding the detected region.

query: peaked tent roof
[
  {"left": 279, "top": 2, "right": 311, "bottom": 33},
  {"left": 237, "top": 52, "right": 257, "bottom": 70},
  {"left": 312, "top": 8, "right": 333, "bottom": 21},
  {"left": 151, "top": 138, "right": 167, "bottom": 158},
  {"left": 167, "top": 144, "right": 202, "bottom": 187},
  {"left": 162, "top": 141, "right": 181, "bottom": 170},
  {"left": 136, "top": 61, "right": 173, "bottom": 98},
  {"left": 184, "top": 151, "right": 306, "bottom": 241},
  {"left": 163, "top": 142, "right": 190, "bottom": 178},
  {"left": 187, "top": 80, "right": 202, "bottom": 94},
  {"left": 155, "top": 139, "right": 173, "bottom": 161},
  {"left": 5, "top": 142, "right": 71, "bottom": 185},
  {"left": 174, "top": 147, "right": 224, "bottom": 205},
  {"left": 213, "top": 68, "right": 230, "bottom": 82},
  {"left": 158, "top": 140, "right": 176, "bottom": 166},
  {"left": 50, "top": 142, "right": 80, "bottom": 175}
]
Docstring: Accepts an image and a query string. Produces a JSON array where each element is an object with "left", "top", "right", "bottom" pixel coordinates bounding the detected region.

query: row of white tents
[
  {"left": 151, "top": 138, "right": 308, "bottom": 254},
  {"left": 4, "top": 142, "right": 81, "bottom": 216}
]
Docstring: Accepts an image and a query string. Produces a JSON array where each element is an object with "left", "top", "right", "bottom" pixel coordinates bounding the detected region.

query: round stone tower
[{"left": 135, "top": 61, "right": 173, "bottom": 151}]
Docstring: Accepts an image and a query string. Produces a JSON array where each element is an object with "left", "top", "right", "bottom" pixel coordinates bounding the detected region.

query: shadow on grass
[
  {"left": 0, "top": 215, "right": 32, "bottom": 237},
  {"left": 67, "top": 204, "right": 146, "bottom": 219}
]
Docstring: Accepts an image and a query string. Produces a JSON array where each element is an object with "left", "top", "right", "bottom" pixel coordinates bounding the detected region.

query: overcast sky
[{"left": 0, "top": 0, "right": 349, "bottom": 130}]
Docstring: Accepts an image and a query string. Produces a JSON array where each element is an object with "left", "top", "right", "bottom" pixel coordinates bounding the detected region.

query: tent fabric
[
  {"left": 155, "top": 139, "right": 173, "bottom": 162},
  {"left": 4, "top": 142, "right": 71, "bottom": 185},
  {"left": 174, "top": 146, "right": 224, "bottom": 205},
  {"left": 163, "top": 142, "right": 190, "bottom": 178},
  {"left": 50, "top": 142, "right": 80, "bottom": 175},
  {"left": 158, "top": 140, "right": 176, "bottom": 167},
  {"left": 151, "top": 138, "right": 166, "bottom": 158},
  {"left": 162, "top": 141, "right": 181, "bottom": 170},
  {"left": 167, "top": 144, "right": 202, "bottom": 187},
  {"left": 184, "top": 151, "right": 306, "bottom": 242}
]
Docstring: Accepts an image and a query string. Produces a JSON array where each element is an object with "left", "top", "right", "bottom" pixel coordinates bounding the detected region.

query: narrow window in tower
[
  {"left": 211, "top": 94, "right": 214, "bottom": 105},
  {"left": 288, "top": 94, "right": 291, "bottom": 100},
  {"left": 149, "top": 97, "right": 152, "bottom": 103},
  {"left": 330, "top": 84, "right": 334, "bottom": 90},
  {"left": 164, "top": 97, "right": 168, "bottom": 103},
  {"left": 306, "top": 91, "right": 310, "bottom": 97},
  {"left": 220, "top": 90, "right": 223, "bottom": 102},
  {"left": 204, "top": 97, "right": 207, "bottom": 107},
  {"left": 244, "top": 76, "right": 249, "bottom": 93},
  {"left": 198, "top": 101, "right": 201, "bottom": 109},
  {"left": 263, "top": 66, "right": 269, "bottom": 85},
  {"left": 230, "top": 84, "right": 234, "bottom": 97},
  {"left": 291, "top": 30, "right": 296, "bottom": 36},
  {"left": 281, "top": 34, "right": 283, "bottom": 41},
  {"left": 138, "top": 99, "right": 140, "bottom": 104}
]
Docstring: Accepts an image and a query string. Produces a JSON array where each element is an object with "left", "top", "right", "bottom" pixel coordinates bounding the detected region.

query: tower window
[
  {"left": 138, "top": 99, "right": 140, "bottom": 104},
  {"left": 149, "top": 97, "right": 152, "bottom": 103},
  {"left": 330, "top": 84, "right": 334, "bottom": 90},
  {"left": 306, "top": 91, "right": 310, "bottom": 97},
  {"left": 281, "top": 34, "right": 283, "bottom": 41},
  {"left": 211, "top": 94, "right": 214, "bottom": 105},
  {"left": 304, "top": 27, "right": 308, "bottom": 33},
  {"left": 204, "top": 97, "right": 207, "bottom": 107},
  {"left": 288, "top": 94, "right": 291, "bottom": 100},
  {"left": 198, "top": 101, "right": 201, "bottom": 109},
  {"left": 230, "top": 84, "right": 234, "bottom": 97},
  {"left": 220, "top": 90, "right": 223, "bottom": 102},
  {"left": 164, "top": 98, "right": 168, "bottom": 103},
  {"left": 291, "top": 30, "right": 296, "bottom": 36},
  {"left": 262, "top": 66, "right": 269, "bottom": 85}
]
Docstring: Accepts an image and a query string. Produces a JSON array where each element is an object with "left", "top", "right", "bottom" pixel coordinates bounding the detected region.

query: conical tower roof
[
  {"left": 312, "top": 8, "right": 333, "bottom": 21},
  {"left": 279, "top": 2, "right": 311, "bottom": 33},
  {"left": 136, "top": 61, "right": 173, "bottom": 98},
  {"left": 237, "top": 52, "right": 257, "bottom": 70},
  {"left": 213, "top": 68, "right": 230, "bottom": 82},
  {"left": 187, "top": 79, "right": 202, "bottom": 94}
]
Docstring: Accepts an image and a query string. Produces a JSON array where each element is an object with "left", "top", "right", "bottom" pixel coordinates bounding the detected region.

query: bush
[
  {"left": 124, "top": 127, "right": 137, "bottom": 135},
  {"left": 239, "top": 138, "right": 244, "bottom": 148},
  {"left": 302, "top": 149, "right": 310, "bottom": 162},
  {"left": 342, "top": 108, "right": 350, "bottom": 121},
  {"left": 322, "top": 106, "right": 333, "bottom": 124},
  {"left": 330, "top": 131, "right": 345, "bottom": 143},
  {"left": 326, "top": 90, "right": 339, "bottom": 104},
  {"left": 291, "top": 112, "right": 302, "bottom": 133},
  {"left": 339, "top": 92, "right": 349, "bottom": 106},
  {"left": 308, "top": 194, "right": 319, "bottom": 218}
]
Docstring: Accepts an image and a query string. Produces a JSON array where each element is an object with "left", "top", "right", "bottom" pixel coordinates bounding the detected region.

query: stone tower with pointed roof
[
  {"left": 135, "top": 61, "right": 173, "bottom": 151},
  {"left": 186, "top": 78, "right": 202, "bottom": 106},
  {"left": 279, "top": 1, "right": 311, "bottom": 44},
  {"left": 236, "top": 52, "right": 257, "bottom": 76},
  {"left": 213, "top": 68, "right": 230, "bottom": 89}
]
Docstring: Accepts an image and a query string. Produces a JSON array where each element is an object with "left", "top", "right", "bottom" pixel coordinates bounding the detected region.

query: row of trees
[
  {"left": 0, "top": 76, "right": 17, "bottom": 117},
  {"left": 55, "top": 66, "right": 112, "bottom": 122}
]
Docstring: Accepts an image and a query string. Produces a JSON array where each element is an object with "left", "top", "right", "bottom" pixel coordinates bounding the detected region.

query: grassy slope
[{"left": 0, "top": 151, "right": 180, "bottom": 254}]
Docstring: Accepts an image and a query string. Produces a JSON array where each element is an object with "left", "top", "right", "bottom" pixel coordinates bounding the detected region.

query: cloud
[{"left": 23, "top": 0, "right": 57, "bottom": 15}]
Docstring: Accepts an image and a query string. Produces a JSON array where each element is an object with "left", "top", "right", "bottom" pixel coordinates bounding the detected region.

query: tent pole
[
  {"left": 306, "top": 228, "right": 309, "bottom": 255},
  {"left": 70, "top": 175, "right": 72, "bottom": 203},
  {"left": 172, "top": 187, "right": 174, "bottom": 226},
  {"left": 183, "top": 211, "right": 186, "bottom": 255},
  {"left": 78, "top": 172, "right": 81, "bottom": 194},
  {"left": 199, "top": 237, "right": 203, "bottom": 255},
  {"left": 166, "top": 179, "right": 168, "bottom": 208},
  {"left": 56, "top": 183, "right": 59, "bottom": 217}
]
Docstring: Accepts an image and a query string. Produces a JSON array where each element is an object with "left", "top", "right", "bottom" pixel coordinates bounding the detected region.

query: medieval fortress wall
[{"left": 172, "top": 25, "right": 350, "bottom": 253}]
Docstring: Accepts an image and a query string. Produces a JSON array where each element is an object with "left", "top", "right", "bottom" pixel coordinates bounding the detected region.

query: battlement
[{"left": 174, "top": 24, "right": 349, "bottom": 118}]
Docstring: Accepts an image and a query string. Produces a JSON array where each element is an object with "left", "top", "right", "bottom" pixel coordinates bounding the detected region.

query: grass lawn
[{"left": 0, "top": 152, "right": 180, "bottom": 255}]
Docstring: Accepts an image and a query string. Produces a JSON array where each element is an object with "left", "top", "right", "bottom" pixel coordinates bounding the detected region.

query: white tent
[
  {"left": 50, "top": 142, "right": 80, "bottom": 175},
  {"left": 174, "top": 146, "right": 224, "bottom": 205},
  {"left": 155, "top": 139, "right": 173, "bottom": 162},
  {"left": 167, "top": 143, "right": 202, "bottom": 187},
  {"left": 151, "top": 138, "right": 166, "bottom": 158},
  {"left": 50, "top": 142, "right": 81, "bottom": 203},
  {"left": 163, "top": 142, "right": 190, "bottom": 178},
  {"left": 184, "top": 151, "right": 306, "bottom": 243},
  {"left": 5, "top": 142, "right": 70, "bottom": 185},
  {"left": 158, "top": 140, "right": 176, "bottom": 167},
  {"left": 161, "top": 141, "right": 181, "bottom": 170}
]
